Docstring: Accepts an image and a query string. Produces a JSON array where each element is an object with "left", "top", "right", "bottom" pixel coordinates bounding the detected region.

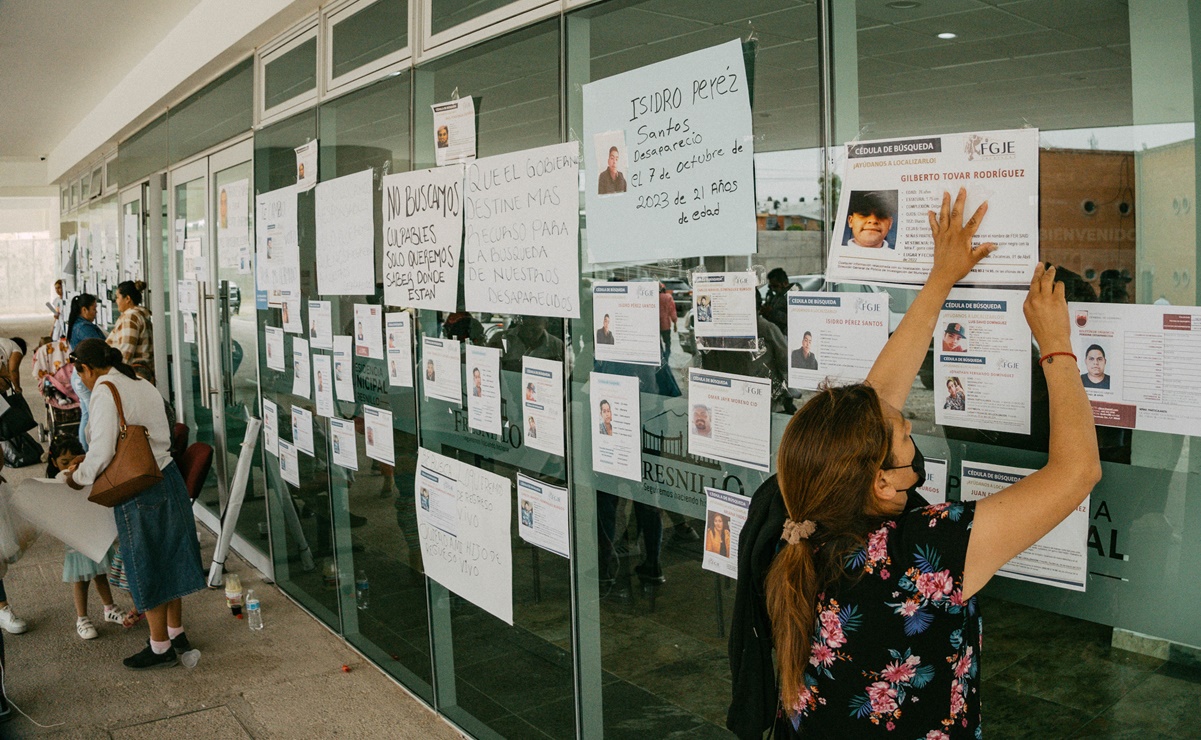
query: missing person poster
[
  {"left": 291, "top": 405, "right": 314, "bottom": 456},
  {"left": 422, "top": 336, "right": 462, "bottom": 405},
  {"left": 687, "top": 369, "right": 771, "bottom": 472},
  {"left": 592, "top": 281, "right": 660, "bottom": 365},
  {"left": 265, "top": 328, "right": 285, "bottom": 371},
  {"left": 308, "top": 300, "right": 333, "bottom": 350},
  {"left": 463, "top": 143, "right": 581, "bottom": 318},
  {"left": 416, "top": 448, "right": 513, "bottom": 624},
  {"left": 353, "top": 304, "right": 384, "bottom": 359},
  {"left": 363, "top": 404, "right": 394, "bottom": 465},
  {"left": 702, "top": 487, "right": 751, "bottom": 579},
  {"left": 1068, "top": 302, "right": 1201, "bottom": 436},
  {"left": 591, "top": 372, "right": 641, "bottom": 481},
  {"left": 692, "top": 272, "right": 757, "bottom": 351},
  {"left": 582, "top": 39, "right": 755, "bottom": 263},
  {"left": 386, "top": 312, "right": 414, "bottom": 388},
  {"left": 787, "top": 292, "right": 889, "bottom": 390},
  {"left": 262, "top": 399, "right": 278, "bottom": 457},
  {"left": 825, "top": 128, "right": 1039, "bottom": 288},
  {"left": 333, "top": 336, "right": 355, "bottom": 402},
  {"left": 961, "top": 461, "right": 1088, "bottom": 592},
  {"left": 381, "top": 166, "right": 464, "bottom": 313},
  {"left": 255, "top": 185, "right": 301, "bottom": 304},
  {"left": 295, "top": 140, "right": 317, "bottom": 192},
  {"left": 516, "top": 474, "right": 570, "bottom": 559},
  {"left": 216, "top": 179, "right": 248, "bottom": 270},
  {"left": 280, "top": 290, "right": 303, "bottom": 334},
  {"left": 522, "top": 357, "right": 564, "bottom": 457},
  {"left": 432, "top": 98, "right": 477, "bottom": 166},
  {"left": 278, "top": 439, "right": 300, "bottom": 486},
  {"left": 313, "top": 354, "right": 335, "bottom": 418},
  {"left": 918, "top": 457, "right": 948, "bottom": 506},
  {"left": 934, "top": 288, "right": 1031, "bottom": 435},
  {"left": 291, "top": 338, "right": 311, "bottom": 398},
  {"left": 466, "top": 344, "right": 502, "bottom": 436},
  {"left": 316, "top": 169, "right": 375, "bottom": 295},
  {"left": 329, "top": 418, "right": 358, "bottom": 471}
]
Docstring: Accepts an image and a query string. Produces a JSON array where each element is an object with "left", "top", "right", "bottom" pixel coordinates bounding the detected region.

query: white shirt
[
  {"left": 0, "top": 337, "right": 20, "bottom": 365},
  {"left": 73, "top": 369, "right": 172, "bottom": 486}
]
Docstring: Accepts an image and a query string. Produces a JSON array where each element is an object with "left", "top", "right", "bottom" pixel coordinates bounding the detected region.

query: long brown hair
[{"left": 765, "top": 383, "right": 894, "bottom": 711}]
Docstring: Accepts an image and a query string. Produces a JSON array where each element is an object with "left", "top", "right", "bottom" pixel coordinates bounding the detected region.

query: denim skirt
[{"left": 113, "top": 462, "right": 205, "bottom": 612}]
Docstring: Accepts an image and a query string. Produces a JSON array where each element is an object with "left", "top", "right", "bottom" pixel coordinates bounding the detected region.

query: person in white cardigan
[{"left": 64, "top": 339, "right": 205, "bottom": 670}]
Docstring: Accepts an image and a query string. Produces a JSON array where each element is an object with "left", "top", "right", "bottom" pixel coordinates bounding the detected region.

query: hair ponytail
[
  {"left": 66, "top": 293, "right": 97, "bottom": 333},
  {"left": 766, "top": 540, "right": 821, "bottom": 711},
  {"left": 72, "top": 338, "right": 138, "bottom": 380}
]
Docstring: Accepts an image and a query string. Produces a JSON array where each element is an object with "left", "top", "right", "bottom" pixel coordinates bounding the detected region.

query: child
[{"left": 46, "top": 436, "right": 133, "bottom": 638}]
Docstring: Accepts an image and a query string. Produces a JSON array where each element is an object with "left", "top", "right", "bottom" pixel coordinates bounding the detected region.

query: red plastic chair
[
  {"left": 171, "top": 423, "right": 190, "bottom": 467},
  {"left": 178, "top": 442, "right": 213, "bottom": 501}
]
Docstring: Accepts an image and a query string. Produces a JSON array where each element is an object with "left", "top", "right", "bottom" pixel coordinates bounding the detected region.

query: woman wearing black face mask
[{"left": 749, "top": 189, "right": 1101, "bottom": 739}]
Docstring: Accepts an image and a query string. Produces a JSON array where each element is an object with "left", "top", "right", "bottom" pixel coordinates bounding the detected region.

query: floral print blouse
[{"left": 789, "top": 501, "right": 981, "bottom": 738}]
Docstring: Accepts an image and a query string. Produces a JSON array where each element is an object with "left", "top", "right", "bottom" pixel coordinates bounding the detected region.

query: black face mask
[{"left": 884, "top": 436, "right": 926, "bottom": 496}]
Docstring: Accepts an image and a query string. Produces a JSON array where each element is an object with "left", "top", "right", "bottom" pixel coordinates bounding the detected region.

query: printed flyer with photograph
[{"left": 787, "top": 291, "right": 889, "bottom": 390}]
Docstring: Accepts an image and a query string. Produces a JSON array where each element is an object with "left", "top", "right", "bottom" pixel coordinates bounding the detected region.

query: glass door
[{"left": 210, "top": 139, "right": 272, "bottom": 574}]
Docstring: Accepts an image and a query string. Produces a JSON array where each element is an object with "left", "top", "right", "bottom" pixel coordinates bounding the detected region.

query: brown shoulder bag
[{"left": 87, "top": 381, "right": 164, "bottom": 508}]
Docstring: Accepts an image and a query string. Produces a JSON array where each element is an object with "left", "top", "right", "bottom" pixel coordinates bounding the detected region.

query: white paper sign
[
  {"left": 917, "top": 458, "right": 948, "bottom": 506},
  {"left": 787, "top": 291, "right": 890, "bottom": 390},
  {"left": 291, "top": 405, "right": 314, "bottom": 456},
  {"left": 466, "top": 345, "right": 502, "bottom": 436},
  {"left": 291, "top": 337, "right": 311, "bottom": 398},
  {"left": 333, "top": 336, "right": 355, "bottom": 402},
  {"left": 316, "top": 169, "right": 376, "bottom": 295},
  {"left": 692, "top": 272, "right": 758, "bottom": 350},
  {"left": 313, "top": 354, "right": 335, "bottom": 418},
  {"left": 330, "top": 417, "right": 359, "bottom": 471},
  {"left": 516, "top": 474, "right": 570, "bottom": 559},
  {"left": 385, "top": 313, "right": 414, "bottom": 388},
  {"left": 1068, "top": 302, "right": 1201, "bottom": 435},
  {"left": 174, "top": 218, "right": 186, "bottom": 252},
  {"left": 278, "top": 439, "right": 300, "bottom": 486},
  {"left": 262, "top": 399, "right": 279, "bottom": 457},
  {"left": 591, "top": 372, "right": 641, "bottom": 481},
  {"left": 381, "top": 166, "right": 463, "bottom": 312},
  {"left": 961, "top": 461, "right": 1088, "bottom": 592},
  {"left": 216, "top": 179, "right": 249, "bottom": 270},
  {"left": 295, "top": 140, "right": 318, "bottom": 192},
  {"left": 308, "top": 300, "right": 333, "bottom": 350},
  {"left": 416, "top": 448, "right": 513, "bottom": 624},
  {"left": 280, "top": 290, "right": 303, "bottom": 334},
  {"left": 934, "top": 289, "right": 1032, "bottom": 435},
  {"left": 177, "top": 279, "right": 199, "bottom": 314},
  {"left": 432, "top": 97, "right": 477, "bottom": 166},
  {"left": 353, "top": 304, "right": 384, "bottom": 359},
  {"left": 463, "top": 143, "right": 581, "bottom": 318},
  {"left": 182, "top": 313, "right": 196, "bottom": 343},
  {"left": 826, "top": 128, "right": 1039, "bottom": 287},
  {"left": 256, "top": 185, "right": 301, "bottom": 302},
  {"left": 12, "top": 479, "right": 118, "bottom": 564},
  {"left": 364, "top": 404, "right": 395, "bottom": 465},
  {"left": 422, "top": 336, "right": 462, "bottom": 405},
  {"left": 122, "top": 214, "right": 140, "bottom": 277},
  {"left": 702, "top": 487, "right": 751, "bottom": 579},
  {"left": 688, "top": 369, "right": 771, "bottom": 472},
  {"left": 522, "top": 357, "right": 564, "bottom": 457},
  {"left": 265, "top": 327, "right": 286, "bottom": 371},
  {"left": 593, "top": 281, "right": 660, "bottom": 365},
  {"left": 582, "top": 40, "right": 756, "bottom": 263}
]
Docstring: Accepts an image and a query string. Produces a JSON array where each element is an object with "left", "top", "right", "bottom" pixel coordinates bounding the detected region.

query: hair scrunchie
[{"left": 781, "top": 518, "right": 816, "bottom": 545}]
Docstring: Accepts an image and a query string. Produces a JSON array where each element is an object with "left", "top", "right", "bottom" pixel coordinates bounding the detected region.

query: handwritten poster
[
  {"left": 463, "top": 143, "right": 581, "bottom": 318},
  {"left": 582, "top": 39, "right": 755, "bottom": 263},
  {"left": 381, "top": 166, "right": 463, "bottom": 312},
  {"left": 416, "top": 448, "right": 513, "bottom": 624},
  {"left": 826, "top": 128, "right": 1039, "bottom": 287},
  {"left": 316, "top": 169, "right": 376, "bottom": 295},
  {"left": 255, "top": 185, "right": 301, "bottom": 304}
]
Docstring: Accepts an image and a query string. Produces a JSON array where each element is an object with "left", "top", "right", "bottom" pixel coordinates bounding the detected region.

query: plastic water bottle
[
  {"left": 224, "top": 573, "right": 243, "bottom": 618},
  {"left": 246, "top": 589, "right": 263, "bottom": 631},
  {"left": 355, "top": 571, "right": 370, "bottom": 610}
]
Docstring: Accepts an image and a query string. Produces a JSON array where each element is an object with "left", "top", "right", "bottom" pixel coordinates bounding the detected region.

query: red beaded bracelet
[{"left": 1039, "top": 351, "right": 1076, "bottom": 366}]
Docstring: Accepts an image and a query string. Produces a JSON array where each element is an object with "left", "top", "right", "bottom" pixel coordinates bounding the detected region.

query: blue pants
[{"left": 71, "top": 368, "right": 91, "bottom": 451}]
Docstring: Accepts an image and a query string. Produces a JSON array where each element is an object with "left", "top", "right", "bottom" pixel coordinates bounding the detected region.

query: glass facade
[{"left": 59, "top": 1, "right": 1201, "bottom": 737}]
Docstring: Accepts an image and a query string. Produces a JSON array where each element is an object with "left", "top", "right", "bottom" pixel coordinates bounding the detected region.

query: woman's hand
[
  {"left": 64, "top": 463, "right": 84, "bottom": 490},
  {"left": 927, "top": 187, "right": 998, "bottom": 290},
  {"left": 1023, "top": 263, "right": 1072, "bottom": 354}
]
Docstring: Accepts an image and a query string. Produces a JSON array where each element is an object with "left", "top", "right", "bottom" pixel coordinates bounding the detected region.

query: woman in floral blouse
[
  {"left": 766, "top": 189, "right": 1101, "bottom": 737},
  {"left": 106, "top": 280, "right": 154, "bottom": 384}
]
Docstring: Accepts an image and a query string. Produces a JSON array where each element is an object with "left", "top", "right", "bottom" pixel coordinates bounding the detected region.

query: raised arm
[
  {"left": 865, "top": 188, "right": 996, "bottom": 409},
  {"left": 962, "top": 263, "right": 1102, "bottom": 598}
]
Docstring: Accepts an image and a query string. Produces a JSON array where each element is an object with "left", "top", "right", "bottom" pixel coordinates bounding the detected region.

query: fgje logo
[{"left": 964, "top": 133, "right": 1016, "bottom": 161}]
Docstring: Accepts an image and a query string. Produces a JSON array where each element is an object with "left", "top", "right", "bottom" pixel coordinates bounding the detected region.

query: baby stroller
[{"left": 32, "top": 339, "right": 80, "bottom": 442}]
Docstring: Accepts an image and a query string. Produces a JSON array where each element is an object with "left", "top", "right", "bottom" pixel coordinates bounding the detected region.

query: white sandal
[{"left": 77, "top": 617, "right": 98, "bottom": 640}]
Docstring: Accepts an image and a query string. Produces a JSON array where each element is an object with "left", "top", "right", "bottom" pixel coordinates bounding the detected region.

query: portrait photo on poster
[
  {"left": 841, "top": 190, "right": 899, "bottom": 251},
  {"left": 593, "top": 131, "right": 629, "bottom": 196}
]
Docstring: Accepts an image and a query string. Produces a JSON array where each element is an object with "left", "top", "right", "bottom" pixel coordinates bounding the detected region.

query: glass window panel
[
  {"left": 168, "top": 58, "right": 254, "bottom": 163},
  {"left": 430, "top": 0, "right": 518, "bottom": 36},
  {"left": 331, "top": 0, "right": 409, "bottom": 80},
  {"left": 264, "top": 37, "right": 319, "bottom": 112},
  {"left": 118, "top": 113, "right": 168, "bottom": 185}
]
